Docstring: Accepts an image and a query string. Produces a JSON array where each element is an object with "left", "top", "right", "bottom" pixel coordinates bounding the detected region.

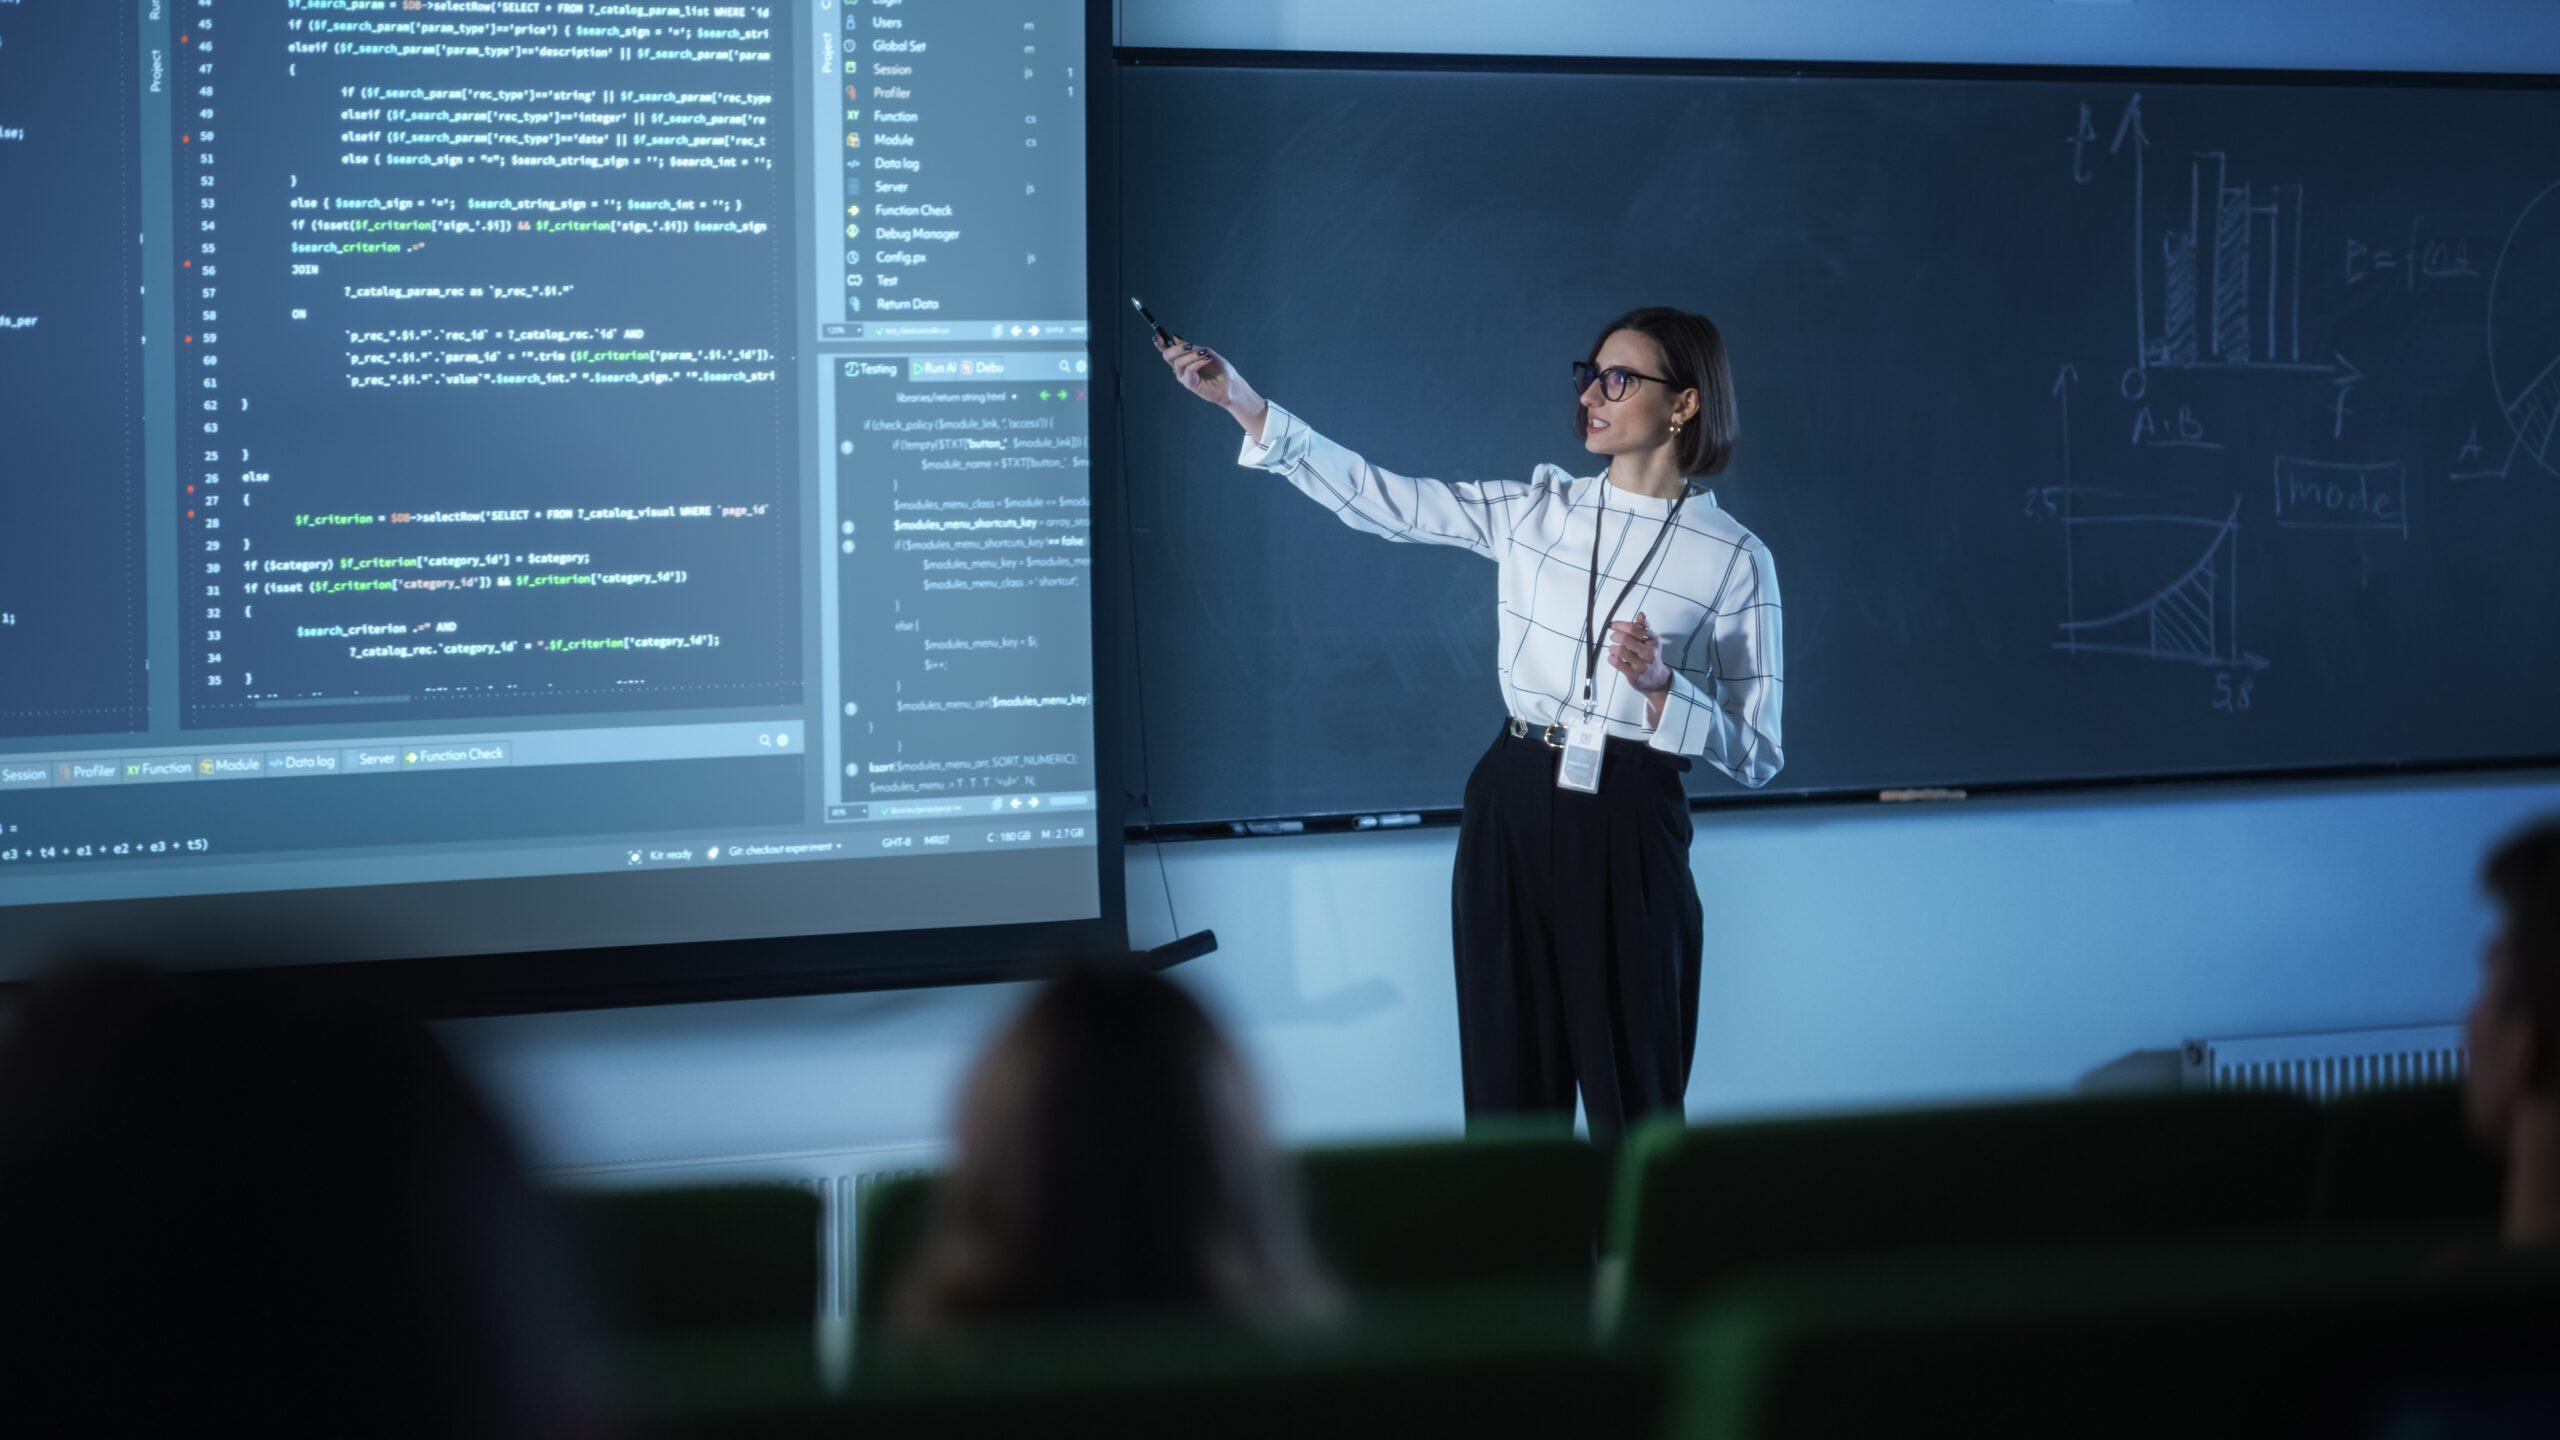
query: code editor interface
[{"left": 0, "top": 0, "right": 1098, "bottom": 926}]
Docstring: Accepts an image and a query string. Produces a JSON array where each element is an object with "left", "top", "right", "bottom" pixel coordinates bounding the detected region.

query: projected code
[
  {"left": 177, "top": 0, "right": 801, "bottom": 724},
  {"left": 835, "top": 357, "right": 1092, "bottom": 815},
  {"left": 0, "top": 0, "right": 146, "bottom": 740},
  {"left": 0, "top": 0, "right": 1109, "bottom": 927}
]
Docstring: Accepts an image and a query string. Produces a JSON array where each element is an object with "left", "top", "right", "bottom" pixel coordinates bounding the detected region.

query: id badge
[{"left": 1556, "top": 719, "right": 1608, "bottom": 793}]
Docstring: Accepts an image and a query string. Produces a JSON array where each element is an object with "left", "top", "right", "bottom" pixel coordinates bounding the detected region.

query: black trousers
[{"left": 1451, "top": 724, "right": 1704, "bottom": 1147}]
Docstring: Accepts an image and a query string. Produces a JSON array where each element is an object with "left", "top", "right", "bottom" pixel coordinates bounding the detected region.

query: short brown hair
[
  {"left": 2487, "top": 818, "right": 2560, "bottom": 1039},
  {"left": 893, "top": 966, "right": 1331, "bottom": 1332},
  {"left": 1577, "top": 306, "right": 1738, "bottom": 478}
]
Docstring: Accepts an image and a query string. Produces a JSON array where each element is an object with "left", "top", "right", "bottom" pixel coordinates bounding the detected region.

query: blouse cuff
[
  {"left": 1235, "top": 402, "right": 1299, "bottom": 469},
  {"left": 1646, "top": 671, "right": 1711, "bottom": 758}
]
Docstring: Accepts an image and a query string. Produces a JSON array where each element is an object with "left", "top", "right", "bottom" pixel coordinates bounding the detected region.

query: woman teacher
[{"left": 1157, "top": 308, "right": 1784, "bottom": 1143}]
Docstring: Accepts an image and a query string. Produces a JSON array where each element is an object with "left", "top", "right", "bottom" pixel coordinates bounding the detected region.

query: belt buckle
[{"left": 1509, "top": 717, "right": 1570, "bottom": 749}]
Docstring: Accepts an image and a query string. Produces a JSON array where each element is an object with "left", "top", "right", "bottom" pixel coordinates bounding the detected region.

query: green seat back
[
  {"left": 1296, "top": 1131, "right": 1601, "bottom": 1291},
  {"left": 1612, "top": 1090, "right": 2324, "bottom": 1331},
  {"left": 853, "top": 1134, "right": 1600, "bottom": 1369},
  {"left": 680, "top": 1295, "right": 1657, "bottom": 1439},
  {"left": 555, "top": 1183, "right": 822, "bottom": 1335},
  {"left": 1669, "top": 1244, "right": 2560, "bottom": 1440},
  {"left": 854, "top": 1172, "right": 940, "bottom": 1339},
  {"left": 2312, "top": 1081, "right": 2504, "bottom": 1235}
]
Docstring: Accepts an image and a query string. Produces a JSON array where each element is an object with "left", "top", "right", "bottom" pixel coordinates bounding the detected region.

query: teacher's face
[{"left": 1579, "top": 329, "right": 1696, "bottom": 461}]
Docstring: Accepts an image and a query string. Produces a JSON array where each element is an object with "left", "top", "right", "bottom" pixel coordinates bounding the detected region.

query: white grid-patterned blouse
[{"left": 1238, "top": 402, "right": 1784, "bottom": 789}]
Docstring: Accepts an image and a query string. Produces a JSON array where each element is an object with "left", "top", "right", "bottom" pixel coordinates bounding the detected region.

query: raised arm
[{"left": 1161, "top": 335, "right": 1523, "bottom": 558}]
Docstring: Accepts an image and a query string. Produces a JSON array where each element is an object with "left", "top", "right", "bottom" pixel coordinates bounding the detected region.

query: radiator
[{"left": 2180, "top": 1022, "right": 2466, "bottom": 1101}]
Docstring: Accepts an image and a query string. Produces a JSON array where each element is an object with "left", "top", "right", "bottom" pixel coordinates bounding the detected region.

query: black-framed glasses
[{"left": 1571, "top": 359, "right": 1678, "bottom": 402}]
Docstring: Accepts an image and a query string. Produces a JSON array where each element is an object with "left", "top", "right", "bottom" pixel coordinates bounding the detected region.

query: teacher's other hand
[{"left": 1607, "top": 612, "right": 1673, "bottom": 695}]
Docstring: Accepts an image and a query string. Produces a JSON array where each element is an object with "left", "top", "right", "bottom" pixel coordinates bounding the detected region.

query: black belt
[{"left": 1503, "top": 717, "right": 1692, "bottom": 772}]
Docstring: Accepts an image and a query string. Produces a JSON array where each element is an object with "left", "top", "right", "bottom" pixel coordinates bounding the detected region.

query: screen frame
[{"left": 2, "top": 0, "right": 1129, "bottom": 1018}]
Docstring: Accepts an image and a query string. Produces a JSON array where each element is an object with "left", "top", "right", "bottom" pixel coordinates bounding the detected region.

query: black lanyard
[{"left": 1580, "top": 481, "right": 1688, "bottom": 714}]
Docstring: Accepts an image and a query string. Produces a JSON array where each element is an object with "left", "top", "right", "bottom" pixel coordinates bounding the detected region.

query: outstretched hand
[{"left": 1156, "top": 333, "right": 1268, "bottom": 435}]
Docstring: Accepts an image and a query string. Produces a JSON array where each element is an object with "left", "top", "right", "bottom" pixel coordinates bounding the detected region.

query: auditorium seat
[
  {"left": 671, "top": 1293, "right": 1657, "bottom": 1439},
  {"left": 1607, "top": 1090, "right": 2324, "bottom": 1336},
  {"left": 555, "top": 1183, "right": 826, "bottom": 1412},
  {"left": 854, "top": 1131, "right": 1602, "bottom": 1366},
  {"left": 2310, "top": 1081, "right": 2504, "bottom": 1237},
  {"left": 1666, "top": 1243, "right": 2560, "bottom": 1439},
  {"left": 559, "top": 1183, "right": 824, "bottom": 1334},
  {"left": 854, "top": 1172, "right": 939, "bottom": 1349},
  {"left": 1295, "top": 1129, "right": 1602, "bottom": 1292}
]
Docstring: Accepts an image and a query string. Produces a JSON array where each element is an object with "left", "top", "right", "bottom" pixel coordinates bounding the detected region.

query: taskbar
[{"left": 0, "top": 811, "right": 1098, "bottom": 909}]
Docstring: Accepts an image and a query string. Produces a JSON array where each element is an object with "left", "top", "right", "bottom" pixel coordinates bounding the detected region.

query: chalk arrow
[{"left": 2108, "top": 93, "right": 2148, "bottom": 152}]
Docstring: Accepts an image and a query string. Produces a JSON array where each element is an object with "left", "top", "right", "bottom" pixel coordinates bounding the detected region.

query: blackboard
[{"left": 1114, "top": 58, "right": 2560, "bottom": 827}]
